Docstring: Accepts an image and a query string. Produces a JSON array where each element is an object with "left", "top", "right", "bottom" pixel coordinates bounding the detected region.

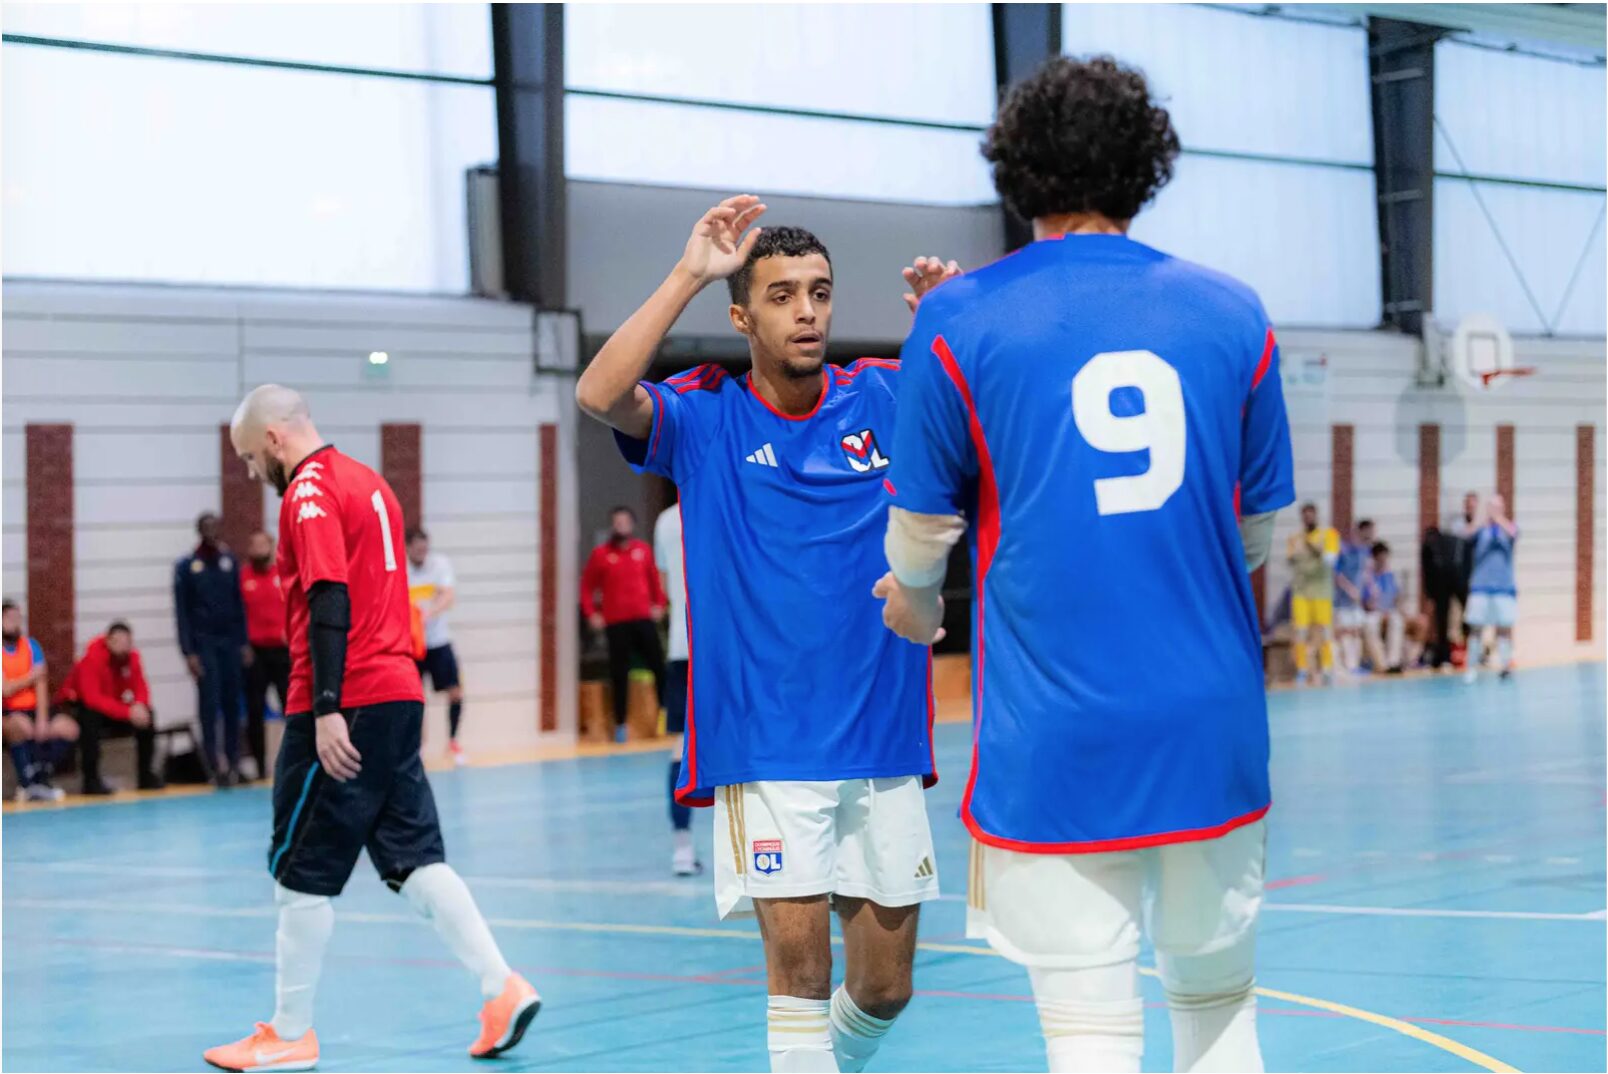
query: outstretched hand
[
  {"left": 679, "top": 195, "right": 768, "bottom": 286},
  {"left": 901, "top": 255, "right": 963, "bottom": 313}
]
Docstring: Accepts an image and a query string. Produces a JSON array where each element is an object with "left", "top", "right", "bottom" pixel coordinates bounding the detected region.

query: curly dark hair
[
  {"left": 728, "top": 226, "right": 831, "bottom": 305},
  {"left": 982, "top": 55, "right": 1180, "bottom": 223}
]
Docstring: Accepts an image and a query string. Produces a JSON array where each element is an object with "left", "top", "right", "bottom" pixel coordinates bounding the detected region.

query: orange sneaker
[
  {"left": 203, "top": 1023, "right": 319, "bottom": 1072},
  {"left": 469, "top": 974, "right": 541, "bottom": 1059}
]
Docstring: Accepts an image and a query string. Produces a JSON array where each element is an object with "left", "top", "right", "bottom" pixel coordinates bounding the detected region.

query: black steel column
[
  {"left": 992, "top": 3, "right": 1061, "bottom": 252},
  {"left": 493, "top": 3, "right": 566, "bottom": 307},
  {"left": 1368, "top": 17, "right": 1443, "bottom": 334}
]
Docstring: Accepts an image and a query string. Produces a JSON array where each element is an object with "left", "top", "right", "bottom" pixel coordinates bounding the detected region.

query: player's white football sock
[
  {"left": 767, "top": 995, "right": 838, "bottom": 1072},
  {"left": 270, "top": 883, "right": 333, "bottom": 1041},
  {"left": 400, "top": 862, "right": 513, "bottom": 999},
  {"left": 1029, "top": 966, "right": 1143, "bottom": 1073},
  {"left": 829, "top": 986, "right": 895, "bottom": 1072},
  {"left": 1497, "top": 635, "right": 1513, "bottom": 669},
  {"left": 1161, "top": 945, "right": 1263, "bottom": 1073},
  {"left": 1465, "top": 633, "right": 1484, "bottom": 672}
]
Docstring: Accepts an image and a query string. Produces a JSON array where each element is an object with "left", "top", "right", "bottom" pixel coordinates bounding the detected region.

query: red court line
[{"left": 1266, "top": 873, "right": 1330, "bottom": 891}]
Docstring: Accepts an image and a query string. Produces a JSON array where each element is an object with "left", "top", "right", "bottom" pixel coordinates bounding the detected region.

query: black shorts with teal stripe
[{"left": 268, "top": 700, "right": 444, "bottom": 897}]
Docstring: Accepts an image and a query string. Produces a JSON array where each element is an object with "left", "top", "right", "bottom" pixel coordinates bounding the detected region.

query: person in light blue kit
[
  {"left": 1332, "top": 519, "right": 1373, "bottom": 673},
  {"left": 874, "top": 57, "right": 1294, "bottom": 1073},
  {"left": 575, "top": 195, "right": 938, "bottom": 1074},
  {"left": 1464, "top": 492, "right": 1519, "bottom": 682}
]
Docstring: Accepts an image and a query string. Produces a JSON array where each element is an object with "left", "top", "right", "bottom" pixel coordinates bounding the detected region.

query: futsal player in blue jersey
[
  {"left": 575, "top": 197, "right": 938, "bottom": 1073},
  {"left": 1463, "top": 492, "right": 1519, "bottom": 682},
  {"left": 876, "top": 57, "right": 1295, "bottom": 1072}
]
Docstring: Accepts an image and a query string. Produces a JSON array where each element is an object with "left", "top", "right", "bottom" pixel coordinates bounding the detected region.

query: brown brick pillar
[
  {"left": 539, "top": 423, "right": 559, "bottom": 733},
  {"left": 1496, "top": 424, "right": 1515, "bottom": 513},
  {"left": 1332, "top": 424, "right": 1354, "bottom": 534},
  {"left": 380, "top": 424, "right": 423, "bottom": 531},
  {"left": 219, "top": 424, "right": 263, "bottom": 555},
  {"left": 25, "top": 425, "right": 75, "bottom": 673},
  {"left": 1578, "top": 424, "right": 1595, "bottom": 643},
  {"left": 1418, "top": 424, "right": 1440, "bottom": 612}
]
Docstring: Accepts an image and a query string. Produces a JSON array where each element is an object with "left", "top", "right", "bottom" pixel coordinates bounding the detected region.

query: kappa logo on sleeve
[
  {"left": 291, "top": 482, "right": 323, "bottom": 501},
  {"left": 295, "top": 503, "right": 328, "bottom": 523}
]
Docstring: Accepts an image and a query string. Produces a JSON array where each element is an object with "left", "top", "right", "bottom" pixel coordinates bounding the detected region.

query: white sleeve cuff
[{"left": 885, "top": 506, "right": 966, "bottom": 588}]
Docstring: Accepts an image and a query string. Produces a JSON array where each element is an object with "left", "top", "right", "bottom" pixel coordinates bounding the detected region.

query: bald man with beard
[{"left": 204, "top": 386, "right": 539, "bottom": 1072}]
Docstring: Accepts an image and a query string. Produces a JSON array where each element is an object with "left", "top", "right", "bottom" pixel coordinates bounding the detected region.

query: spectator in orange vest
[
  {"left": 2, "top": 600, "right": 77, "bottom": 801},
  {"left": 62, "top": 621, "right": 163, "bottom": 795}
]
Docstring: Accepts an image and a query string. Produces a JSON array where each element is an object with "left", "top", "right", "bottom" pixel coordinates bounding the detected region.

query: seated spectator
[
  {"left": 1362, "top": 542, "right": 1406, "bottom": 674},
  {"left": 2, "top": 600, "right": 76, "bottom": 801},
  {"left": 60, "top": 621, "right": 164, "bottom": 795}
]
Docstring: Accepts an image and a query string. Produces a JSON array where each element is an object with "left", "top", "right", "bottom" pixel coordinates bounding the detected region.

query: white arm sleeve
[
  {"left": 1239, "top": 511, "right": 1277, "bottom": 572},
  {"left": 885, "top": 506, "right": 967, "bottom": 588}
]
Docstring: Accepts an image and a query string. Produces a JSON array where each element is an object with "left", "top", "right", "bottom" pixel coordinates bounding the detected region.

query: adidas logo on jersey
[
  {"left": 291, "top": 482, "right": 323, "bottom": 500},
  {"left": 745, "top": 443, "right": 778, "bottom": 468},
  {"left": 295, "top": 502, "right": 328, "bottom": 522}
]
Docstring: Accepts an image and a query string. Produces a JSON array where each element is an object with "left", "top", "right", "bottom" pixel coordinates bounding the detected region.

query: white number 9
[{"left": 1070, "top": 349, "right": 1186, "bottom": 516}]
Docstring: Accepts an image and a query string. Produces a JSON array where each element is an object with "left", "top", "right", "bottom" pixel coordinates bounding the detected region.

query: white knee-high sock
[
  {"left": 768, "top": 995, "right": 838, "bottom": 1072},
  {"left": 271, "top": 883, "right": 334, "bottom": 1041},
  {"left": 1497, "top": 635, "right": 1514, "bottom": 669},
  {"left": 829, "top": 987, "right": 895, "bottom": 1072},
  {"left": 1466, "top": 632, "right": 1484, "bottom": 671},
  {"left": 1029, "top": 966, "right": 1143, "bottom": 1073},
  {"left": 400, "top": 863, "right": 513, "bottom": 999},
  {"left": 1167, "top": 983, "right": 1260, "bottom": 1073}
]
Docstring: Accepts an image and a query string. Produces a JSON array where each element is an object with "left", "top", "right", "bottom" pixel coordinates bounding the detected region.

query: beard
[
  {"left": 1, "top": 631, "right": 17, "bottom": 646},
  {"left": 250, "top": 555, "right": 273, "bottom": 569},
  {"left": 775, "top": 351, "right": 826, "bottom": 380},
  {"left": 266, "top": 456, "right": 290, "bottom": 495}
]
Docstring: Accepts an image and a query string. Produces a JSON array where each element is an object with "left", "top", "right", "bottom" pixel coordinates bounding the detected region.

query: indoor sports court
[{"left": 2, "top": 3, "right": 1605, "bottom": 1073}]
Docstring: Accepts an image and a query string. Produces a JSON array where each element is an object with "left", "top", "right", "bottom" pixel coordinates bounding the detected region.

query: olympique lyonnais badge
[
  {"left": 752, "top": 839, "right": 784, "bottom": 875},
  {"left": 841, "top": 428, "right": 890, "bottom": 473}
]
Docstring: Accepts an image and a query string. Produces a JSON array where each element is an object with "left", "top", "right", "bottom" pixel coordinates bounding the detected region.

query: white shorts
[
  {"left": 712, "top": 776, "right": 939, "bottom": 919},
  {"left": 1334, "top": 606, "right": 1365, "bottom": 630},
  {"left": 1464, "top": 592, "right": 1517, "bottom": 628},
  {"left": 966, "top": 820, "right": 1266, "bottom": 968}
]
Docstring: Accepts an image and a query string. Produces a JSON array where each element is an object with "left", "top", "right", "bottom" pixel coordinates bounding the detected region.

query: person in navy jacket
[{"left": 175, "top": 511, "right": 249, "bottom": 786}]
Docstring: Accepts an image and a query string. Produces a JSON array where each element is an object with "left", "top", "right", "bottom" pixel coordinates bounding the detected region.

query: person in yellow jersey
[{"left": 1286, "top": 502, "right": 1339, "bottom": 686}]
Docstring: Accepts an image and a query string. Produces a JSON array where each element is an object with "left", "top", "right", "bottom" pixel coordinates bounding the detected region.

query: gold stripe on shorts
[
  {"left": 724, "top": 786, "right": 746, "bottom": 875},
  {"left": 968, "top": 839, "right": 986, "bottom": 911}
]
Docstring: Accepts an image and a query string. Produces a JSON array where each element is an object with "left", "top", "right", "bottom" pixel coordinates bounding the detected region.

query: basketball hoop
[{"left": 1479, "top": 366, "right": 1537, "bottom": 389}]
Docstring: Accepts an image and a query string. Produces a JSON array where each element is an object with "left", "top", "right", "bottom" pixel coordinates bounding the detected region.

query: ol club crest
[{"left": 841, "top": 428, "right": 889, "bottom": 473}]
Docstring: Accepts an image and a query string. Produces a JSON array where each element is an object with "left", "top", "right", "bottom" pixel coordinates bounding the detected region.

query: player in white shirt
[
  {"left": 654, "top": 500, "right": 701, "bottom": 877},
  {"left": 406, "top": 528, "right": 467, "bottom": 765}
]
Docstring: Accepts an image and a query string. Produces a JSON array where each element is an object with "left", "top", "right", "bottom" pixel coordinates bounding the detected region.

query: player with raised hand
[
  {"left": 205, "top": 385, "right": 539, "bottom": 1072},
  {"left": 875, "top": 56, "right": 1294, "bottom": 1073},
  {"left": 576, "top": 197, "right": 939, "bottom": 1073}
]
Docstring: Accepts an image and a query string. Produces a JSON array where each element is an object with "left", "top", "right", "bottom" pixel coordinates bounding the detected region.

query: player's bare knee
[
  {"left": 52, "top": 716, "right": 79, "bottom": 742},
  {"left": 847, "top": 977, "right": 912, "bottom": 1021},
  {"left": 767, "top": 940, "right": 832, "bottom": 999},
  {"left": 2, "top": 716, "right": 28, "bottom": 744}
]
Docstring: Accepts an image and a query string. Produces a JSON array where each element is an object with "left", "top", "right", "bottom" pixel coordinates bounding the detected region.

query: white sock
[
  {"left": 400, "top": 863, "right": 513, "bottom": 999},
  {"left": 1498, "top": 635, "right": 1513, "bottom": 669},
  {"left": 271, "top": 883, "right": 334, "bottom": 1041},
  {"left": 673, "top": 829, "right": 693, "bottom": 853},
  {"left": 1466, "top": 633, "right": 1484, "bottom": 671},
  {"left": 1167, "top": 984, "right": 1260, "bottom": 1072},
  {"left": 1030, "top": 966, "right": 1143, "bottom": 1073},
  {"left": 768, "top": 995, "right": 838, "bottom": 1072},
  {"left": 1161, "top": 945, "right": 1263, "bottom": 1073},
  {"left": 829, "top": 987, "right": 894, "bottom": 1072}
]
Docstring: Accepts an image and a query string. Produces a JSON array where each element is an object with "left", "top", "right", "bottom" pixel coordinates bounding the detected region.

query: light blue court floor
[{"left": 4, "top": 664, "right": 1604, "bottom": 1073}]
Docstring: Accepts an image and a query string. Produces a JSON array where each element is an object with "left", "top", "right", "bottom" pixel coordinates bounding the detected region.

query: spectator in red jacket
[
  {"left": 62, "top": 622, "right": 163, "bottom": 795},
  {"left": 240, "top": 529, "right": 289, "bottom": 782},
  {"left": 581, "top": 506, "right": 667, "bottom": 743}
]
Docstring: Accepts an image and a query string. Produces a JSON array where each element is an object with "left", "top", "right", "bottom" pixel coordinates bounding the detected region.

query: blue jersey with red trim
[
  {"left": 615, "top": 361, "right": 934, "bottom": 805},
  {"left": 889, "top": 234, "right": 1295, "bottom": 852}
]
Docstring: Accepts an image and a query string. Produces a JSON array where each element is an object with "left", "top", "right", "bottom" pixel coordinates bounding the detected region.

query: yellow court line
[{"left": 14, "top": 896, "right": 1519, "bottom": 1073}]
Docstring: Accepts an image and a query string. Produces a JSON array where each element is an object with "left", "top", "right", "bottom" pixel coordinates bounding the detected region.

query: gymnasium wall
[
  {"left": 1271, "top": 329, "right": 1606, "bottom": 664},
  {"left": 1, "top": 280, "right": 578, "bottom": 750}
]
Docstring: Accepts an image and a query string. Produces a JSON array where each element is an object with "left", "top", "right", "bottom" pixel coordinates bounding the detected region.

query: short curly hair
[
  {"left": 982, "top": 55, "right": 1180, "bottom": 223},
  {"left": 728, "top": 226, "right": 831, "bottom": 305}
]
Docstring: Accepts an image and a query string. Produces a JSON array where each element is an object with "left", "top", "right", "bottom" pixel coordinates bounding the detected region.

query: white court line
[
  {"left": 1264, "top": 903, "right": 1606, "bottom": 922},
  {"left": 10, "top": 895, "right": 1605, "bottom": 925}
]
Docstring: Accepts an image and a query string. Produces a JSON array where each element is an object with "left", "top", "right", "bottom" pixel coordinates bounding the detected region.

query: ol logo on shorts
[{"left": 752, "top": 839, "right": 784, "bottom": 875}]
